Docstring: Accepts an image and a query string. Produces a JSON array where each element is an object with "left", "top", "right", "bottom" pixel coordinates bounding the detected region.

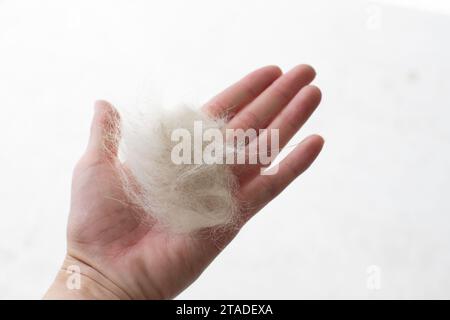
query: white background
[{"left": 0, "top": 0, "right": 449, "bottom": 299}]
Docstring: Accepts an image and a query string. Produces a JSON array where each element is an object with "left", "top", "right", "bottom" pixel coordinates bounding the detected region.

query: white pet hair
[{"left": 116, "top": 105, "right": 240, "bottom": 234}]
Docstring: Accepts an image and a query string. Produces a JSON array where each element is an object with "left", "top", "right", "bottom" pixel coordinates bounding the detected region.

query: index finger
[{"left": 203, "top": 65, "right": 282, "bottom": 118}]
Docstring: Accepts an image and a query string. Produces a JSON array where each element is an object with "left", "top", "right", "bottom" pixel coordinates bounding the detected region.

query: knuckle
[{"left": 237, "top": 110, "right": 261, "bottom": 130}]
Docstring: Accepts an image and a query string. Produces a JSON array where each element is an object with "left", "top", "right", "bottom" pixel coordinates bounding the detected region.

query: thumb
[{"left": 86, "top": 100, "right": 121, "bottom": 160}]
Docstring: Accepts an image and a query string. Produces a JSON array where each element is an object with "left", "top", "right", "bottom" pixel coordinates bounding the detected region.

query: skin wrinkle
[
  {"left": 60, "top": 266, "right": 121, "bottom": 300},
  {"left": 64, "top": 254, "right": 132, "bottom": 300}
]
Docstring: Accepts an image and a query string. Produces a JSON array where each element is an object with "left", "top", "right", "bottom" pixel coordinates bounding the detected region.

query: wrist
[{"left": 44, "top": 255, "right": 130, "bottom": 300}]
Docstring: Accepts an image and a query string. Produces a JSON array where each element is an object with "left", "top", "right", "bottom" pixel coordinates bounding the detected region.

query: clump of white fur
[{"left": 117, "top": 105, "right": 240, "bottom": 234}]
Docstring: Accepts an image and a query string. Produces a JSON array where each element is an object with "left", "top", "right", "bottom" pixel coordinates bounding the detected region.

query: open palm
[{"left": 46, "top": 65, "right": 324, "bottom": 299}]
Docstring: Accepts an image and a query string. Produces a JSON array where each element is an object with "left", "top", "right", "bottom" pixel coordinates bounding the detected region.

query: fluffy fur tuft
[{"left": 116, "top": 105, "right": 240, "bottom": 234}]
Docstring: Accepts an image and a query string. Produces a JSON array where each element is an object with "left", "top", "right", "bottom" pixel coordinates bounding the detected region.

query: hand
[{"left": 44, "top": 65, "right": 324, "bottom": 299}]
